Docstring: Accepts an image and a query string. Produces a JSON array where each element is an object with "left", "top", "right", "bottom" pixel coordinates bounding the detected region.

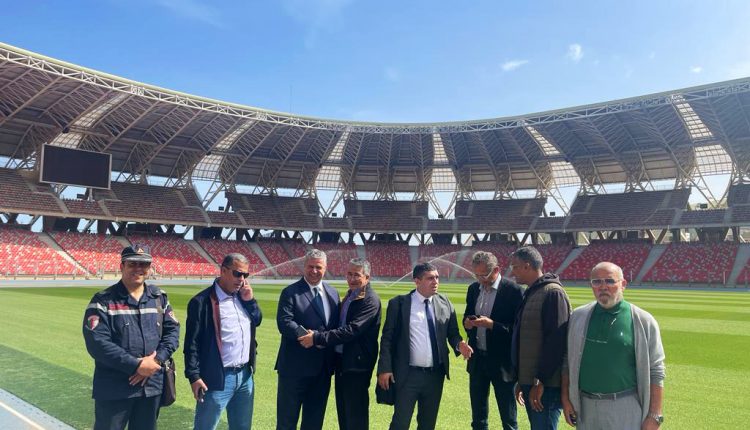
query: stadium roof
[{"left": 1, "top": 41, "right": 750, "bottom": 201}]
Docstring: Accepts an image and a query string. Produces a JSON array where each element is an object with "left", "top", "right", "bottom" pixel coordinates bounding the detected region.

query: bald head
[
  {"left": 590, "top": 261, "right": 627, "bottom": 309},
  {"left": 590, "top": 261, "right": 624, "bottom": 280}
]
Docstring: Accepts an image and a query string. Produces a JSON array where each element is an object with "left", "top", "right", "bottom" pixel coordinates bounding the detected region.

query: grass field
[{"left": 1, "top": 280, "right": 749, "bottom": 429}]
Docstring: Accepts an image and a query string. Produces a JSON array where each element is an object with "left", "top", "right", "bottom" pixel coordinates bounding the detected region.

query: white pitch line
[{"left": 0, "top": 398, "right": 45, "bottom": 430}]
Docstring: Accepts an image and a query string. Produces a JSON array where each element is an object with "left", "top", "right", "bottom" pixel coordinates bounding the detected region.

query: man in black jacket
[
  {"left": 297, "top": 257, "right": 382, "bottom": 430},
  {"left": 183, "top": 253, "right": 262, "bottom": 430},
  {"left": 463, "top": 251, "right": 524, "bottom": 430}
]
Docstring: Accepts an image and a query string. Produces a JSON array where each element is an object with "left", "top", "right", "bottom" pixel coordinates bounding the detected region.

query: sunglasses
[
  {"left": 590, "top": 278, "right": 620, "bottom": 287},
  {"left": 224, "top": 266, "right": 250, "bottom": 279}
]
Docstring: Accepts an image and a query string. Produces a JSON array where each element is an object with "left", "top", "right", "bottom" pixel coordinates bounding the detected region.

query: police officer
[{"left": 83, "top": 245, "right": 180, "bottom": 430}]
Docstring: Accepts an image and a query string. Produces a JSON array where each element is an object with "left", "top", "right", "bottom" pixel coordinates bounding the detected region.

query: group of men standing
[{"left": 83, "top": 244, "right": 665, "bottom": 430}]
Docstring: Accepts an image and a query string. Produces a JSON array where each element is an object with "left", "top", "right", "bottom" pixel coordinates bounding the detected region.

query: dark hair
[
  {"left": 222, "top": 253, "right": 249, "bottom": 267},
  {"left": 510, "top": 246, "right": 544, "bottom": 271},
  {"left": 413, "top": 262, "right": 438, "bottom": 279}
]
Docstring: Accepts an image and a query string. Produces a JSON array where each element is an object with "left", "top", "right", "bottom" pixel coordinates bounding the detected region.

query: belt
[
  {"left": 409, "top": 365, "right": 440, "bottom": 372},
  {"left": 581, "top": 388, "right": 637, "bottom": 400},
  {"left": 223, "top": 364, "right": 247, "bottom": 373}
]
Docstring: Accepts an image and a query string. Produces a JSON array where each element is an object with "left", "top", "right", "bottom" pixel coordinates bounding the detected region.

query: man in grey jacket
[{"left": 561, "top": 262, "right": 665, "bottom": 430}]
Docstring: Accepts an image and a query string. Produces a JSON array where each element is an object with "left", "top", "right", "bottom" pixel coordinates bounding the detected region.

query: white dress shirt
[
  {"left": 214, "top": 283, "right": 252, "bottom": 367},
  {"left": 306, "top": 281, "right": 331, "bottom": 324},
  {"left": 409, "top": 290, "right": 438, "bottom": 367},
  {"left": 475, "top": 275, "right": 500, "bottom": 351}
]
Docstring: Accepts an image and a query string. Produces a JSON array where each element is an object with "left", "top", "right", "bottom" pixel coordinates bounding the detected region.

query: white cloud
[
  {"left": 501, "top": 59, "right": 529, "bottom": 72},
  {"left": 155, "top": 0, "right": 223, "bottom": 27},
  {"left": 567, "top": 43, "right": 583, "bottom": 62},
  {"left": 384, "top": 67, "right": 401, "bottom": 82},
  {"left": 690, "top": 66, "right": 703, "bottom": 74}
]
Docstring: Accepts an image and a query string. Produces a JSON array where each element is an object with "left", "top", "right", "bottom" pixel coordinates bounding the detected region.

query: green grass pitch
[{"left": 1, "top": 281, "right": 749, "bottom": 429}]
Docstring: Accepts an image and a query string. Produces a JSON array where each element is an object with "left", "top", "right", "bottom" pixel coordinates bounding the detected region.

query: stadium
[{"left": 0, "top": 41, "right": 749, "bottom": 429}]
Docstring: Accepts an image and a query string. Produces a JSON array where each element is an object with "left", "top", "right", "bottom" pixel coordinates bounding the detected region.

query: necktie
[
  {"left": 424, "top": 298, "right": 441, "bottom": 366},
  {"left": 312, "top": 287, "right": 326, "bottom": 323}
]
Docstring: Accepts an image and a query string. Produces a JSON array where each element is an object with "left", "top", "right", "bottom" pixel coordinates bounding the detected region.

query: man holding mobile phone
[
  {"left": 463, "top": 251, "right": 524, "bottom": 430},
  {"left": 184, "top": 253, "right": 262, "bottom": 430}
]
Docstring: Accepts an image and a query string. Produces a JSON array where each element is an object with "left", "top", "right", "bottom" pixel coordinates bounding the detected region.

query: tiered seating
[
  {"left": 0, "top": 228, "right": 80, "bottom": 276},
  {"left": 729, "top": 184, "right": 750, "bottom": 223},
  {"left": 735, "top": 264, "right": 750, "bottom": 285},
  {"left": 533, "top": 216, "right": 566, "bottom": 231},
  {"left": 345, "top": 200, "right": 427, "bottom": 232},
  {"left": 566, "top": 189, "right": 689, "bottom": 230},
  {"left": 321, "top": 217, "right": 349, "bottom": 230},
  {"left": 456, "top": 198, "right": 546, "bottom": 232},
  {"left": 127, "top": 234, "right": 216, "bottom": 276},
  {"left": 49, "top": 232, "right": 123, "bottom": 274},
  {"left": 313, "top": 243, "right": 357, "bottom": 276},
  {"left": 418, "top": 244, "right": 462, "bottom": 278},
  {"left": 256, "top": 239, "right": 301, "bottom": 276},
  {"left": 535, "top": 244, "right": 574, "bottom": 274},
  {"left": 97, "top": 183, "right": 206, "bottom": 225},
  {"left": 364, "top": 242, "right": 412, "bottom": 278},
  {"left": 0, "top": 168, "right": 62, "bottom": 214},
  {"left": 643, "top": 242, "right": 737, "bottom": 284},
  {"left": 62, "top": 199, "right": 106, "bottom": 217},
  {"left": 426, "top": 219, "right": 453, "bottom": 231},
  {"left": 228, "top": 193, "right": 320, "bottom": 230},
  {"left": 206, "top": 211, "right": 241, "bottom": 226},
  {"left": 678, "top": 209, "right": 726, "bottom": 226},
  {"left": 560, "top": 241, "right": 652, "bottom": 281},
  {"left": 196, "top": 239, "right": 266, "bottom": 273}
]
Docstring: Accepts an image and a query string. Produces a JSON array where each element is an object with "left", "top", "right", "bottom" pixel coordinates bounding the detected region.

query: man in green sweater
[{"left": 561, "top": 261, "right": 665, "bottom": 430}]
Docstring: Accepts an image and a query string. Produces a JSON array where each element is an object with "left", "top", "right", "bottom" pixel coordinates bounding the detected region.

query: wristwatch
[{"left": 647, "top": 412, "right": 664, "bottom": 425}]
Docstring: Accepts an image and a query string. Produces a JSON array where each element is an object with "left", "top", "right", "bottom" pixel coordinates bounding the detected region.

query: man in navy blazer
[
  {"left": 275, "top": 249, "right": 340, "bottom": 430},
  {"left": 298, "top": 257, "right": 382, "bottom": 430},
  {"left": 377, "top": 262, "right": 474, "bottom": 430},
  {"left": 463, "top": 251, "right": 524, "bottom": 430}
]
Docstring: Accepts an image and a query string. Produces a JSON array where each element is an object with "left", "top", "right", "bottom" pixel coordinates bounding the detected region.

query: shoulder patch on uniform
[
  {"left": 168, "top": 310, "right": 178, "bottom": 323},
  {"left": 86, "top": 315, "right": 100, "bottom": 330}
]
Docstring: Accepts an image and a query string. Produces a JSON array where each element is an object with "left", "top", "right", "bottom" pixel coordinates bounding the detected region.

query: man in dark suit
[
  {"left": 377, "top": 262, "right": 473, "bottom": 430},
  {"left": 297, "top": 257, "right": 382, "bottom": 430},
  {"left": 183, "top": 253, "right": 262, "bottom": 430},
  {"left": 275, "top": 249, "right": 340, "bottom": 430},
  {"left": 463, "top": 251, "right": 524, "bottom": 430}
]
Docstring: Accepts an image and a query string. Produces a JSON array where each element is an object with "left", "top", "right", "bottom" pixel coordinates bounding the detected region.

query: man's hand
[
  {"left": 515, "top": 384, "right": 525, "bottom": 406},
  {"left": 378, "top": 373, "right": 395, "bottom": 390},
  {"left": 463, "top": 317, "right": 475, "bottom": 330},
  {"left": 129, "top": 351, "right": 161, "bottom": 386},
  {"left": 530, "top": 382, "right": 545, "bottom": 412},
  {"left": 297, "top": 329, "right": 315, "bottom": 348},
  {"left": 561, "top": 396, "right": 578, "bottom": 427},
  {"left": 472, "top": 316, "right": 494, "bottom": 329},
  {"left": 191, "top": 379, "right": 208, "bottom": 402},
  {"left": 641, "top": 416, "right": 661, "bottom": 430},
  {"left": 458, "top": 340, "right": 473, "bottom": 360},
  {"left": 239, "top": 280, "right": 254, "bottom": 301}
]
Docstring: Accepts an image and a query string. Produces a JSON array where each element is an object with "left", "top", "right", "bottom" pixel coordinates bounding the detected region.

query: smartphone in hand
[{"left": 295, "top": 325, "right": 308, "bottom": 337}]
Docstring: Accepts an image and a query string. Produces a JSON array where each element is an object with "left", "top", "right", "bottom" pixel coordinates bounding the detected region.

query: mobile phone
[
  {"left": 569, "top": 413, "right": 577, "bottom": 425},
  {"left": 467, "top": 315, "right": 478, "bottom": 320},
  {"left": 198, "top": 387, "right": 206, "bottom": 402},
  {"left": 295, "top": 325, "right": 308, "bottom": 337}
]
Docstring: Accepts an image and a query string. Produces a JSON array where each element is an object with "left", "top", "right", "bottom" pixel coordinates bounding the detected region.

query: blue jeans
[
  {"left": 520, "top": 385, "right": 562, "bottom": 430},
  {"left": 194, "top": 367, "right": 254, "bottom": 430}
]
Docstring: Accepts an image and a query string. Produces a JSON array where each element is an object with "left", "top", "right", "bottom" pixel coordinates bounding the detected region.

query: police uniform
[{"left": 83, "top": 247, "right": 179, "bottom": 430}]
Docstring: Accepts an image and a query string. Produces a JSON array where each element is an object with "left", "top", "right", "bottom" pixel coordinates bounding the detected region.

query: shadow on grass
[{"left": 0, "top": 344, "right": 195, "bottom": 430}]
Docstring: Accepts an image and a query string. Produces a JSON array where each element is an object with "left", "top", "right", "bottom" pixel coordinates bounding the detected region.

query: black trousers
[
  {"left": 276, "top": 373, "right": 332, "bottom": 430},
  {"left": 94, "top": 395, "right": 160, "bottom": 430},
  {"left": 389, "top": 367, "right": 445, "bottom": 430},
  {"left": 334, "top": 370, "right": 371, "bottom": 430},
  {"left": 468, "top": 353, "right": 518, "bottom": 430}
]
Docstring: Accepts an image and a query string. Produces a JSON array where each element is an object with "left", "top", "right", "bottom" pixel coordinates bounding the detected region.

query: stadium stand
[
  {"left": 560, "top": 241, "right": 652, "bottom": 281},
  {"left": 62, "top": 199, "right": 107, "bottom": 217},
  {"left": 127, "top": 234, "right": 216, "bottom": 276},
  {"left": 364, "top": 242, "right": 413, "bottom": 278},
  {"left": 95, "top": 183, "right": 207, "bottom": 225},
  {"left": 0, "top": 227, "right": 80, "bottom": 276},
  {"left": 728, "top": 184, "right": 750, "bottom": 223},
  {"left": 49, "top": 232, "right": 123, "bottom": 274},
  {"left": 0, "top": 168, "right": 63, "bottom": 214},
  {"left": 532, "top": 216, "right": 566, "bottom": 231},
  {"left": 456, "top": 198, "right": 546, "bottom": 232},
  {"left": 418, "top": 244, "right": 462, "bottom": 278},
  {"left": 643, "top": 242, "right": 738, "bottom": 284},
  {"left": 228, "top": 193, "right": 320, "bottom": 230},
  {"left": 196, "top": 239, "right": 266, "bottom": 273},
  {"left": 426, "top": 219, "right": 454, "bottom": 231},
  {"left": 206, "top": 210, "right": 242, "bottom": 226},
  {"left": 566, "top": 189, "right": 689, "bottom": 230},
  {"left": 345, "top": 200, "right": 427, "bottom": 232},
  {"left": 256, "top": 239, "right": 304, "bottom": 276},
  {"left": 536, "top": 244, "right": 574, "bottom": 274},
  {"left": 313, "top": 242, "right": 358, "bottom": 276},
  {"left": 678, "top": 209, "right": 727, "bottom": 226}
]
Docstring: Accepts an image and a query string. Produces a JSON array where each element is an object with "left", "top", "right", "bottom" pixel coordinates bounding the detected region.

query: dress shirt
[
  {"left": 474, "top": 275, "right": 500, "bottom": 351},
  {"left": 335, "top": 287, "right": 361, "bottom": 353},
  {"left": 409, "top": 290, "right": 438, "bottom": 367},
  {"left": 307, "top": 281, "right": 331, "bottom": 324},
  {"left": 214, "top": 283, "right": 251, "bottom": 367}
]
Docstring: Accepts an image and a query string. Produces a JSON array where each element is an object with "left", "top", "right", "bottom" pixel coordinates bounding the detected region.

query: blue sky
[{"left": 2, "top": 0, "right": 750, "bottom": 123}]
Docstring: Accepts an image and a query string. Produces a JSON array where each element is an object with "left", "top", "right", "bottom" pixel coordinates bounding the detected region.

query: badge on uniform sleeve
[
  {"left": 168, "top": 310, "right": 178, "bottom": 323},
  {"left": 86, "top": 315, "right": 100, "bottom": 330}
]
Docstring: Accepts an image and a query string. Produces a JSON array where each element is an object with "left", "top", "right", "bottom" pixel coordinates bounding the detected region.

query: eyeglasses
[
  {"left": 590, "top": 278, "right": 620, "bottom": 287},
  {"left": 124, "top": 261, "right": 151, "bottom": 268},
  {"left": 223, "top": 266, "right": 250, "bottom": 279},
  {"left": 472, "top": 268, "right": 496, "bottom": 280}
]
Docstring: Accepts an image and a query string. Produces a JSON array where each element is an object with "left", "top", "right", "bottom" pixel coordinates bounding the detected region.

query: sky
[{"left": 3, "top": 0, "right": 750, "bottom": 124}]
